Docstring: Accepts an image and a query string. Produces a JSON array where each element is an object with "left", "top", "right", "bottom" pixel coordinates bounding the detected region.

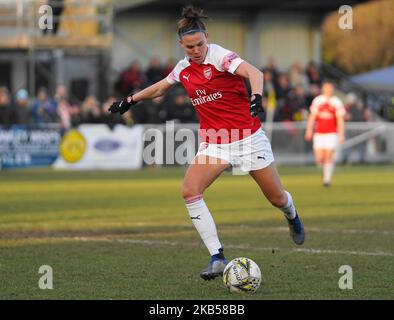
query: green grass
[{"left": 0, "top": 165, "right": 393, "bottom": 299}]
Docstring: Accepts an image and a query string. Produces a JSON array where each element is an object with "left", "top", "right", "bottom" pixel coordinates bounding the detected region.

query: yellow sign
[{"left": 59, "top": 130, "right": 87, "bottom": 163}]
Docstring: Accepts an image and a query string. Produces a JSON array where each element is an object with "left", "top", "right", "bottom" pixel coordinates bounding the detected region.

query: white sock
[
  {"left": 280, "top": 191, "right": 297, "bottom": 220},
  {"left": 323, "top": 163, "right": 334, "bottom": 184},
  {"left": 185, "top": 195, "right": 222, "bottom": 256}
]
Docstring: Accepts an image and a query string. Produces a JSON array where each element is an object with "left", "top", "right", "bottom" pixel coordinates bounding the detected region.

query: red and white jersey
[
  {"left": 310, "top": 95, "right": 345, "bottom": 134},
  {"left": 166, "top": 44, "right": 261, "bottom": 144}
]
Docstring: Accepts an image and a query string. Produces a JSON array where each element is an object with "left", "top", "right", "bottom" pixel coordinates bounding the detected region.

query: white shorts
[
  {"left": 196, "top": 128, "right": 275, "bottom": 174},
  {"left": 313, "top": 133, "right": 339, "bottom": 150}
]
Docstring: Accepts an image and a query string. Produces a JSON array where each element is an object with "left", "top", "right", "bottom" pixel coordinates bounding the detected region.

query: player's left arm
[
  {"left": 235, "top": 61, "right": 264, "bottom": 97},
  {"left": 235, "top": 61, "right": 264, "bottom": 117},
  {"left": 305, "top": 98, "right": 319, "bottom": 141},
  {"left": 337, "top": 114, "right": 345, "bottom": 144},
  {"left": 336, "top": 99, "right": 346, "bottom": 144}
]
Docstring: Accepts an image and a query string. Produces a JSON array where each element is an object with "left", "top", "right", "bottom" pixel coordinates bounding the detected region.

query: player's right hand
[{"left": 108, "top": 94, "right": 136, "bottom": 114}]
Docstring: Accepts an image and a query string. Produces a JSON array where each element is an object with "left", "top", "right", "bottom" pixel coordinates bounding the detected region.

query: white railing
[{"left": 139, "top": 121, "right": 394, "bottom": 166}]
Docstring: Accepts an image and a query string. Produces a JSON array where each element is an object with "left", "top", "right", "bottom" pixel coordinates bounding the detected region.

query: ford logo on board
[{"left": 94, "top": 139, "right": 121, "bottom": 152}]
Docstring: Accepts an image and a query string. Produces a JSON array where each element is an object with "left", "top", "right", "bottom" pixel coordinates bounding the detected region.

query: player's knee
[
  {"left": 316, "top": 159, "right": 324, "bottom": 167},
  {"left": 269, "top": 192, "right": 287, "bottom": 208},
  {"left": 182, "top": 185, "right": 201, "bottom": 200}
]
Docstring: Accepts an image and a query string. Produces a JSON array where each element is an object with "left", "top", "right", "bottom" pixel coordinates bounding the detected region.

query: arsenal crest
[{"left": 203, "top": 67, "right": 212, "bottom": 80}]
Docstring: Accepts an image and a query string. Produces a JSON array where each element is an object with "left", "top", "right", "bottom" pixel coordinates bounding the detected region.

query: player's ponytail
[{"left": 177, "top": 6, "right": 208, "bottom": 38}]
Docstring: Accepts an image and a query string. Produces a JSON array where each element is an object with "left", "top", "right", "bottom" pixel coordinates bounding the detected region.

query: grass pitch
[{"left": 0, "top": 165, "right": 393, "bottom": 300}]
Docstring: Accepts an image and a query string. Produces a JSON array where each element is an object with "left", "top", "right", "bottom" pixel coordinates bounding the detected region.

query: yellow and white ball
[{"left": 223, "top": 257, "right": 262, "bottom": 294}]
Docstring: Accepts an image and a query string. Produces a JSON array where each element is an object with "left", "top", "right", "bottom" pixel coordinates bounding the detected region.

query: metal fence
[{"left": 141, "top": 121, "right": 394, "bottom": 166}]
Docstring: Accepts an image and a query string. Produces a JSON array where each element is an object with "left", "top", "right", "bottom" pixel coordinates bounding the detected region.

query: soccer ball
[{"left": 223, "top": 257, "right": 262, "bottom": 294}]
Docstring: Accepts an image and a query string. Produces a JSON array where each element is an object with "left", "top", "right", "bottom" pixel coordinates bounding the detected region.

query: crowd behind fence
[{"left": 1, "top": 58, "right": 379, "bottom": 133}]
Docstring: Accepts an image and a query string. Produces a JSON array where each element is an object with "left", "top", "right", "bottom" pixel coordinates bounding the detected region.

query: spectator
[
  {"left": 166, "top": 91, "right": 196, "bottom": 123},
  {"left": 143, "top": 95, "right": 167, "bottom": 124},
  {"left": 176, "top": 94, "right": 196, "bottom": 123},
  {"left": 275, "top": 73, "right": 291, "bottom": 100},
  {"left": 80, "top": 95, "right": 101, "bottom": 123},
  {"left": 163, "top": 57, "right": 177, "bottom": 77},
  {"left": 262, "top": 69, "right": 275, "bottom": 98},
  {"left": 261, "top": 70, "right": 276, "bottom": 122},
  {"left": 276, "top": 100, "right": 293, "bottom": 122},
  {"left": 57, "top": 99, "right": 71, "bottom": 133},
  {"left": 13, "top": 89, "right": 33, "bottom": 126},
  {"left": 289, "top": 61, "right": 309, "bottom": 93},
  {"left": 287, "top": 85, "right": 309, "bottom": 121},
  {"left": 55, "top": 84, "right": 72, "bottom": 133},
  {"left": 306, "top": 61, "right": 323, "bottom": 86},
  {"left": 117, "top": 60, "right": 145, "bottom": 95},
  {"left": 69, "top": 102, "right": 82, "bottom": 127},
  {"left": 344, "top": 93, "right": 369, "bottom": 122},
  {"left": 54, "top": 84, "right": 69, "bottom": 102},
  {"left": 130, "top": 105, "right": 147, "bottom": 124},
  {"left": 54, "top": 84, "right": 81, "bottom": 127},
  {"left": 273, "top": 73, "right": 291, "bottom": 122},
  {"left": 146, "top": 56, "right": 164, "bottom": 85},
  {"left": 31, "top": 87, "right": 58, "bottom": 124},
  {"left": 265, "top": 57, "right": 279, "bottom": 87},
  {"left": 306, "top": 83, "right": 321, "bottom": 107},
  {"left": 342, "top": 93, "right": 370, "bottom": 164},
  {"left": 0, "top": 86, "right": 12, "bottom": 127}
]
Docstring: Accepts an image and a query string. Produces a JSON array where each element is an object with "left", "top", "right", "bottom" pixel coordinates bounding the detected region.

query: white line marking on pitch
[
  {"left": 72, "top": 237, "right": 394, "bottom": 257},
  {"left": 237, "top": 225, "right": 394, "bottom": 236},
  {"left": 292, "top": 248, "right": 394, "bottom": 257}
]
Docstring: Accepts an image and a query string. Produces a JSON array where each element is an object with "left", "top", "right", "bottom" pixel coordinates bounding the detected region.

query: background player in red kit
[
  {"left": 305, "top": 82, "right": 345, "bottom": 187},
  {"left": 109, "top": 6, "right": 305, "bottom": 280}
]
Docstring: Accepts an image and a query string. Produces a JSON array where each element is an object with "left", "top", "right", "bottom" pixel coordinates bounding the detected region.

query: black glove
[
  {"left": 108, "top": 94, "right": 136, "bottom": 115},
  {"left": 250, "top": 93, "right": 264, "bottom": 118}
]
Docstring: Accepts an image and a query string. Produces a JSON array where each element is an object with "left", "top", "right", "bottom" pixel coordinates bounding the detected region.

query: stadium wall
[
  {"left": 112, "top": 10, "right": 321, "bottom": 71},
  {"left": 255, "top": 12, "right": 321, "bottom": 70},
  {"left": 112, "top": 13, "right": 180, "bottom": 72}
]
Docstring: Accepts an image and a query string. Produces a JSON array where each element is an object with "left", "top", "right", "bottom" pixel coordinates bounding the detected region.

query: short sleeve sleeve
[
  {"left": 332, "top": 97, "right": 346, "bottom": 117},
  {"left": 208, "top": 44, "right": 244, "bottom": 74},
  {"left": 166, "top": 59, "right": 190, "bottom": 84},
  {"left": 309, "top": 96, "right": 321, "bottom": 115}
]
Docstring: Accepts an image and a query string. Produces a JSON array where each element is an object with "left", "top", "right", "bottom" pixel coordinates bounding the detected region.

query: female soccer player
[
  {"left": 305, "top": 81, "right": 345, "bottom": 187},
  {"left": 109, "top": 6, "right": 304, "bottom": 280}
]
